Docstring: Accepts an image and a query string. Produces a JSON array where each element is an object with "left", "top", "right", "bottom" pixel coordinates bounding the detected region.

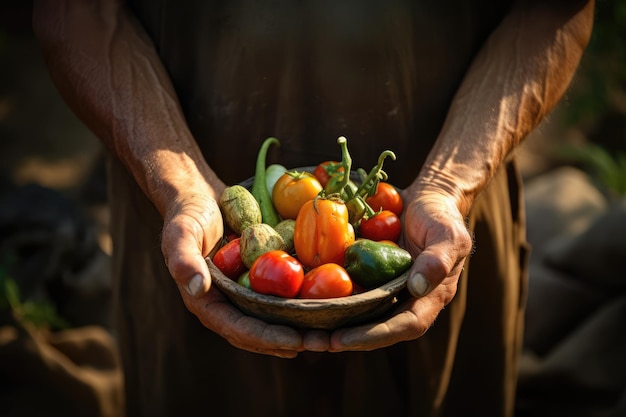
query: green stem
[
  {"left": 355, "top": 150, "right": 396, "bottom": 198},
  {"left": 336, "top": 136, "right": 352, "bottom": 194},
  {"left": 325, "top": 136, "right": 353, "bottom": 195}
]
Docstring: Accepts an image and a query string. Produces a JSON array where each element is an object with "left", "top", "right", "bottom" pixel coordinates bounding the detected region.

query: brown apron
[{"left": 110, "top": 1, "right": 527, "bottom": 416}]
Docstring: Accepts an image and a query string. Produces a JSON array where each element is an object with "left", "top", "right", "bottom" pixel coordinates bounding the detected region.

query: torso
[
  {"left": 128, "top": 1, "right": 512, "bottom": 185},
  {"left": 113, "top": 4, "right": 526, "bottom": 416}
]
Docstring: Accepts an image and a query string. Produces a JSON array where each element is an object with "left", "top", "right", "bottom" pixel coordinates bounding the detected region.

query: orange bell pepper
[{"left": 293, "top": 197, "right": 356, "bottom": 268}]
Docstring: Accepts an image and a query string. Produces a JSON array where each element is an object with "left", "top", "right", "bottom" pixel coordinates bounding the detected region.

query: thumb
[
  {"left": 407, "top": 244, "right": 465, "bottom": 298},
  {"left": 161, "top": 217, "right": 215, "bottom": 298}
]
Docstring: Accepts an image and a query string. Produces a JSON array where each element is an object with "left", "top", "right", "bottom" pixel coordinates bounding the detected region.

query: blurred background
[{"left": 0, "top": 1, "right": 624, "bottom": 417}]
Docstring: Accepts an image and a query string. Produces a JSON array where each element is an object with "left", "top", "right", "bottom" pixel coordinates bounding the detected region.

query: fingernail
[
  {"left": 186, "top": 274, "right": 205, "bottom": 297},
  {"left": 408, "top": 273, "right": 430, "bottom": 297}
]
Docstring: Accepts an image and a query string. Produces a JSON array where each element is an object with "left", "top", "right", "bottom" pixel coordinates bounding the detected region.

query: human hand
[
  {"left": 160, "top": 190, "right": 304, "bottom": 358},
  {"left": 302, "top": 190, "right": 473, "bottom": 352}
]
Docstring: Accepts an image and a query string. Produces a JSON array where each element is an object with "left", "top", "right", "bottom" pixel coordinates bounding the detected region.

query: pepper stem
[
  {"left": 355, "top": 150, "right": 396, "bottom": 198},
  {"left": 326, "top": 136, "right": 353, "bottom": 195}
]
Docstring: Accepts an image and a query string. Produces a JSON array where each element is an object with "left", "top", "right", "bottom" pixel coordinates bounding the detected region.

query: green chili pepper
[{"left": 251, "top": 137, "right": 282, "bottom": 227}]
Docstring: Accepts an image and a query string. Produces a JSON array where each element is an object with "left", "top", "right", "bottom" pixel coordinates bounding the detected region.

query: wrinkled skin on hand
[
  {"left": 303, "top": 189, "right": 473, "bottom": 353},
  {"left": 160, "top": 192, "right": 305, "bottom": 358}
]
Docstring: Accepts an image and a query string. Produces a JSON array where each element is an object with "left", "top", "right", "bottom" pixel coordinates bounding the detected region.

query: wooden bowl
[
  {"left": 208, "top": 258, "right": 408, "bottom": 329},
  {"left": 208, "top": 166, "right": 409, "bottom": 329}
]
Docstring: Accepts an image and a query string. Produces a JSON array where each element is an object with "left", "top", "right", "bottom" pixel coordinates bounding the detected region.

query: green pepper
[
  {"left": 251, "top": 137, "right": 282, "bottom": 227},
  {"left": 344, "top": 239, "right": 412, "bottom": 289}
]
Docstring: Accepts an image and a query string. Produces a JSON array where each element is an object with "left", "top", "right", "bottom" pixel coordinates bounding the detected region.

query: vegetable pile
[{"left": 212, "top": 136, "right": 413, "bottom": 299}]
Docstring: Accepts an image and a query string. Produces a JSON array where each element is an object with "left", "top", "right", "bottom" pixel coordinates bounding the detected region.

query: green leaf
[
  {"left": 0, "top": 267, "right": 69, "bottom": 330},
  {"left": 559, "top": 143, "right": 626, "bottom": 197}
]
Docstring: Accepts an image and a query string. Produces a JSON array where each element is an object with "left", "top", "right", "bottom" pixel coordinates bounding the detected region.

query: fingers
[
  {"left": 328, "top": 277, "right": 460, "bottom": 352},
  {"left": 158, "top": 195, "right": 305, "bottom": 357},
  {"left": 165, "top": 216, "right": 305, "bottom": 358},
  {"left": 303, "top": 330, "right": 330, "bottom": 352},
  {"left": 181, "top": 290, "right": 304, "bottom": 358},
  {"left": 328, "top": 297, "right": 437, "bottom": 352}
]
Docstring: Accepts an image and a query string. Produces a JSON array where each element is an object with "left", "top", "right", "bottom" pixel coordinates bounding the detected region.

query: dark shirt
[{"left": 128, "top": 0, "right": 512, "bottom": 187}]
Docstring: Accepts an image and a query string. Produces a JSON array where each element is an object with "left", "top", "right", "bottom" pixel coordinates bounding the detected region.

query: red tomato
[
  {"left": 312, "top": 161, "right": 344, "bottom": 188},
  {"left": 366, "top": 182, "right": 404, "bottom": 216},
  {"left": 249, "top": 250, "right": 304, "bottom": 298},
  {"left": 359, "top": 210, "right": 402, "bottom": 242},
  {"left": 212, "top": 238, "right": 247, "bottom": 279},
  {"left": 299, "top": 263, "right": 353, "bottom": 299}
]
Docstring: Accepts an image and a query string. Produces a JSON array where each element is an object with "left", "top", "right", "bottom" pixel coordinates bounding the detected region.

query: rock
[
  {"left": 524, "top": 166, "right": 608, "bottom": 261},
  {"left": 520, "top": 167, "right": 626, "bottom": 417},
  {"left": 544, "top": 197, "right": 626, "bottom": 291},
  {"left": 0, "top": 184, "right": 112, "bottom": 329},
  {"left": 523, "top": 262, "right": 611, "bottom": 356},
  {"left": 518, "top": 296, "right": 626, "bottom": 417}
]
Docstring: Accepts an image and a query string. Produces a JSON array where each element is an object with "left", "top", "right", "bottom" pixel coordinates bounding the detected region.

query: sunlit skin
[{"left": 34, "top": 0, "right": 594, "bottom": 357}]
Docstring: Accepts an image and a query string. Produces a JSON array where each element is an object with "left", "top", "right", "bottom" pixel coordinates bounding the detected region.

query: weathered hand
[
  {"left": 302, "top": 190, "right": 472, "bottom": 352},
  {"left": 160, "top": 193, "right": 304, "bottom": 358}
]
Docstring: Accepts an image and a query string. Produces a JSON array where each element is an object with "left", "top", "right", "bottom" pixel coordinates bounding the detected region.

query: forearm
[
  {"left": 410, "top": 0, "right": 594, "bottom": 215},
  {"left": 32, "top": 0, "right": 225, "bottom": 217}
]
